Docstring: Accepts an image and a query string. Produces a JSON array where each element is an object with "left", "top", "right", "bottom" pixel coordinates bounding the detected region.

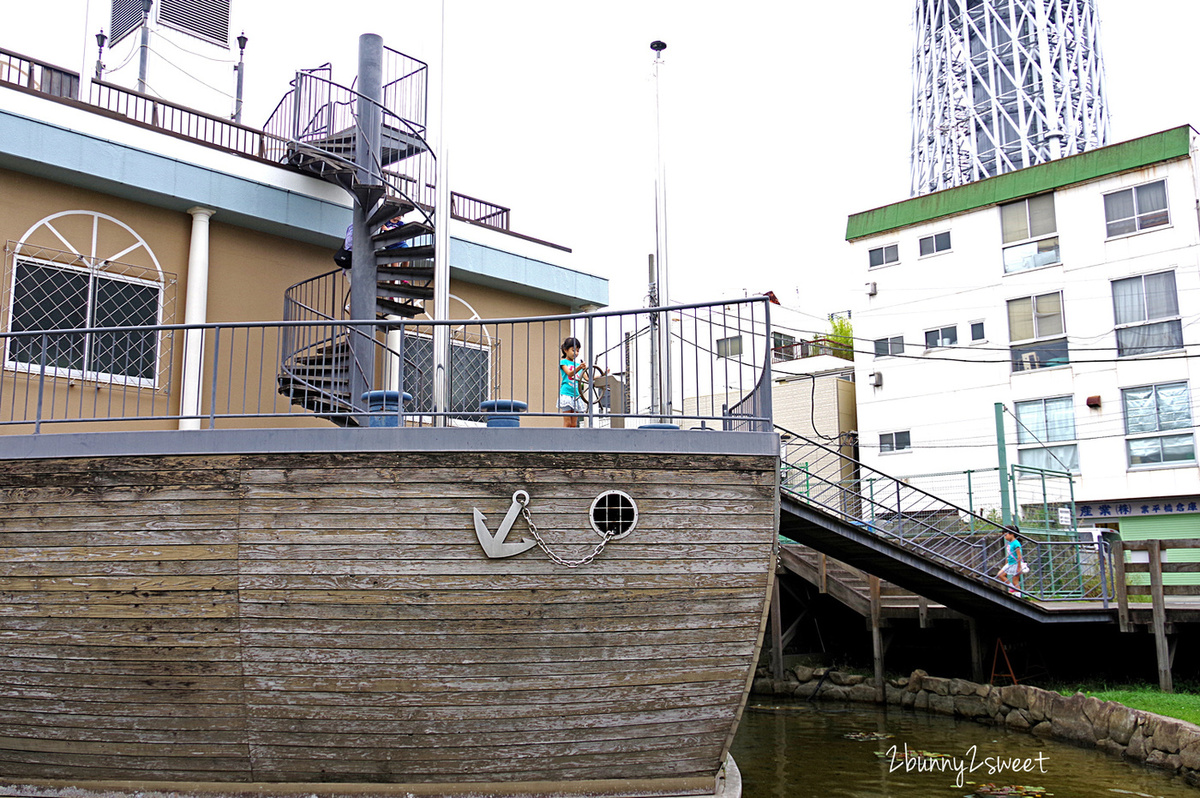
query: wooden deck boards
[{"left": 0, "top": 448, "right": 778, "bottom": 789}]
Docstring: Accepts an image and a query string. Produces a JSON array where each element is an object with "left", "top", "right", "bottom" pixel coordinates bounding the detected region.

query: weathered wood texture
[{"left": 0, "top": 450, "right": 777, "bottom": 789}]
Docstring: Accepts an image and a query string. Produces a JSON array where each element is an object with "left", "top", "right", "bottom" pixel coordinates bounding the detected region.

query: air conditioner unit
[
  {"left": 868, "top": 372, "right": 883, "bottom": 387},
  {"left": 866, "top": 281, "right": 878, "bottom": 296}
]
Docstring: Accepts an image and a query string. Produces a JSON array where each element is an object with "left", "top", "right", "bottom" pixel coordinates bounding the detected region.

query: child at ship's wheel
[{"left": 559, "top": 336, "right": 591, "bottom": 427}]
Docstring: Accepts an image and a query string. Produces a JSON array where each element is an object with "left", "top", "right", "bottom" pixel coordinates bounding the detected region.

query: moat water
[{"left": 730, "top": 699, "right": 1198, "bottom": 797}]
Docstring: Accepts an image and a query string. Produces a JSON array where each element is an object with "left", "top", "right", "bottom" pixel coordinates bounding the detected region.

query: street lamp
[
  {"left": 649, "top": 39, "right": 670, "bottom": 420},
  {"left": 94, "top": 29, "right": 107, "bottom": 80},
  {"left": 233, "top": 32, "right": 247, "bottom": 123}
]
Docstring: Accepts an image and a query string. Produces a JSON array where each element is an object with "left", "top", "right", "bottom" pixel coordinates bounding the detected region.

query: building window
[
  {"left": 1104, "top": 180, "right": 1169, "bottom": 237},
  {"left": 1122, "top": 382, "right": 1195, "bottom": 467},
  {"left": 873, "top": 336, "right": 904, "bottom": 357},
  {"left": 1112, "top": 271, "right": 1182, "bottom": 357},
  {"left": 970, "top": 321, "right": 986, "bottom": 342},
  {"left": 1008, "top": 292, "right": 1067, "bottom": 372},
  {"left": 404, "top": 331, "right": 493, "bottom": 420},
  {"left": 1015, "top": 396, "right": 1079, "bottom": 473},
  {"left": 772, "top": 332, "right": 797, "bottom": 362},
  {"left": 918, "top": 231, "right": 951, "bottom": 257},
  {"left": 880, "top": 431, "right": 911, "bottom": 453},
  {"left": 869, "top": 244, "right": 899, "bottom": 268},
  {"left": 717, "top": 335, "right": 743, "bottom": 359},
  {"left": 1001, "top": 194, "right": 1059, "bottom": 273},
  {"left": 924, "top": 325, "right": 957, "bottom": 349},
  {"left": 6, "top": 257, "right": 163, "bottom": 386}
]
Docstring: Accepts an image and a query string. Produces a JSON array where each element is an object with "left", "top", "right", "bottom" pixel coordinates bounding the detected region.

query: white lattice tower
[{"left": 910, "top": 0, "right": 1110, "bottom": 196}]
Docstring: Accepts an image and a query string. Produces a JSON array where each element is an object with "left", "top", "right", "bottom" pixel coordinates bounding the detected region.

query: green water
[{"left": 731, "top": 700, "right": 1198, "bottom": 797}]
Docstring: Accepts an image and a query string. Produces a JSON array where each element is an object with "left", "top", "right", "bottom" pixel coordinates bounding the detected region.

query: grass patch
[{"left": 1053, "top": 683, "right": 1200, "bottom": 725}]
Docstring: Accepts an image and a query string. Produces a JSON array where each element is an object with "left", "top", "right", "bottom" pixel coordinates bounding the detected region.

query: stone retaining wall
[{"left": 752, "top": 667, "right": 1200, "bottom": 787}]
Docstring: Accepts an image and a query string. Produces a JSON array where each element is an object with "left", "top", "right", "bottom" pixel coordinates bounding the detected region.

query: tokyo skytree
[{"left": 910, "top": 0, "right": 1110, "bottom": 196}]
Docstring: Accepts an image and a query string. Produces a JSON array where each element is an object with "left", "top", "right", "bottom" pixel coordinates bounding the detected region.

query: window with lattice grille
[
  {"left": 6, "top": 258, "right": 164, "bottom": 386},
  {"left": 402, "top": 331, "right": 493, "bottom": 420},
  {"left": 157, "top": 0, "right": 231, "bottom": 47}
]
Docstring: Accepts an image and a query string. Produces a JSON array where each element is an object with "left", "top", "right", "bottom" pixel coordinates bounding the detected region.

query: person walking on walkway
[{"left": 998, "top": 527, "right": 1024, "bottom": 595}]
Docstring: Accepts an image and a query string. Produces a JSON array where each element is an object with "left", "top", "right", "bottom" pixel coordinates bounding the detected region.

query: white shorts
[
  {"left": 558, "top": 395, "right": 587, "bottom": 413},
  {"left": 1003, "top": 563, "right": 1020, "bottom": 577}
]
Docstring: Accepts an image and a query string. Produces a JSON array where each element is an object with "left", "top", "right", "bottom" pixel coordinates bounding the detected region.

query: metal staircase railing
[
  {"left": 777, "top": 426, "right": 1114, "bottom": 604},
  {"left": 279, "top": 269, "right": 428, "bottom": 422}
]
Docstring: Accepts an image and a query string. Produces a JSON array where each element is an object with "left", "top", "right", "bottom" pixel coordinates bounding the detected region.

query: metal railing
[
  {"left": 1, "top": 298, "right": 773, "bottom": 432},
  {"left": 0, "top": 46, "right": 80, "bottom": 100},
  {"left": 262, "top": 53, "right": 436, "bottom": 227},
  {"left": 89, "top": 78, "right": 273, "bottom": 157},
  {"left": 779, "top": 426, "right": 1114, "bottom": 603}
]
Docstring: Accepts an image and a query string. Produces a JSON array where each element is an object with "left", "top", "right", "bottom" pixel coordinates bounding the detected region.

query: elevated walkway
[{"left": 776, "top": 428, "right": 1117, "bottom": 625}]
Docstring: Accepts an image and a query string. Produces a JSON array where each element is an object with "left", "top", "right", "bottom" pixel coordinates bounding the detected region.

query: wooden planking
[{"left": 0, "top": 447, "right": 776, "bottom": 785}]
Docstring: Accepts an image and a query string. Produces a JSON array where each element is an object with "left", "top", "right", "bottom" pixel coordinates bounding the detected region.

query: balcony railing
[
  {"left": 1, "top": 46, "right": 520, "bottom": 236},
  {"left": 0, "top": 46, "right": 80, "bottom": 100},
  {"left": 0, "top": 298, "right": 774, "bottom": 433}
]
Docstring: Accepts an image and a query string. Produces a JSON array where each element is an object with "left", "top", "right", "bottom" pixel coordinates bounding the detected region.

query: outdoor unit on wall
[{"left": 869, "top": 372, "right": 883, "bottom": 387}]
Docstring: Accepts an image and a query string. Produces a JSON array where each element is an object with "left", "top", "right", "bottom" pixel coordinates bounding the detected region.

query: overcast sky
[{"left": 9, "top": 1, "right": 1200, "bottom": 334}]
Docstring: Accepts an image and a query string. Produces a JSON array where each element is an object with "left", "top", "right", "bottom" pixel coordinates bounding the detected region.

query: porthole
[{"left": 590, "top": 490, "right": 638, "bottom": 540}]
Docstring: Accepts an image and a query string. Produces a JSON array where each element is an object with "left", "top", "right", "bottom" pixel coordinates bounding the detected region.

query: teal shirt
[
  {"left": 1006, "top": 537, "right": 1022, "bottom": 565},
  {"left": 560, "top": 358, "right": 580, "bottom": 398}
]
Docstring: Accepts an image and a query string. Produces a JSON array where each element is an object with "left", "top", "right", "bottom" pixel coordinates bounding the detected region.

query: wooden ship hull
[{"left": 0, "top": 430, "right": 778, "bottom": 797}]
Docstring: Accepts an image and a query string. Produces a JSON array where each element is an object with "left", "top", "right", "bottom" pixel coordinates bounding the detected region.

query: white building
[{"left": 848, "top": 125, "right": 1200, "bottom": 545}]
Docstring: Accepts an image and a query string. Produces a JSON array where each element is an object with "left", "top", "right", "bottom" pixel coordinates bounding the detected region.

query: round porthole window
[{"left": 590, "top": 490, "right": 638, "bottom": 540}]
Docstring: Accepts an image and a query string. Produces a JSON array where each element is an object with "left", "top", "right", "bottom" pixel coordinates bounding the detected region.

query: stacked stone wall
[{"left": 753, "top": 667, "right": 1200, "bottom": 786}]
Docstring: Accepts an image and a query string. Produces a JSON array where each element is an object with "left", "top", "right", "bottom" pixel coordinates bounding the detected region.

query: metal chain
[{"left": 517, "top": 495, "right": 615, "bottom": 568}]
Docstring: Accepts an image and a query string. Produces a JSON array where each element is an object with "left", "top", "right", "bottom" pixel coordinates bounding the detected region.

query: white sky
[{"left": 8, "top": 1, "right": 1200, "bottom": 333}]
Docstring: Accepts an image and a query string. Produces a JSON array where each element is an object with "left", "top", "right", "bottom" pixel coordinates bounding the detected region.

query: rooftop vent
[
  {"left": 109, "top": 0, "right": 144, "bottom": 46},
  {"left": 158, "top": 0, "right": 231, "bottom": 48}
]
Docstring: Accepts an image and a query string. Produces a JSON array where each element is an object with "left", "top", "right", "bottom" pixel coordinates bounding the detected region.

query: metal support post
[
  {"left": 995, "top": 403, "right": 1012, "bottom": 527},
  {"left": 349, "top": 33, "right": 384, "bottom": 414}
]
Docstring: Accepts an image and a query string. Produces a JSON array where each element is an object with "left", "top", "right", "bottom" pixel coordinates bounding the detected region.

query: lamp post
[
  {"left": 137, "top": 0, "right": 152, "bottom": 93},
  {"left": 94, "top": 30, "right": 107, "bottom": 81},
  {"left": 233, "top": 32, "right": 247, "bottom": 123}
]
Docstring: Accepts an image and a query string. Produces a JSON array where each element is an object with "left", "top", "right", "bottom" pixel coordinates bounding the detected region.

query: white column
[{"left": 179, "top": 207, "right": 215, "bottom": 430}]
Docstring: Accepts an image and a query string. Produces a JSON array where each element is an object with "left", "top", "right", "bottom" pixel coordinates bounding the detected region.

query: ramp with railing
[{"left": 777, "top": 427, "right": 1116, "bottom": 623}]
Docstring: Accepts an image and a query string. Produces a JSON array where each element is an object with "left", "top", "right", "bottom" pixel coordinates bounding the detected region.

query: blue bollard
[
  {"left": 362, "top": 391, "right": 413, "bottom": 427},
  {"left": 479, "top": 399, "right": 528, "bottom": 428}
]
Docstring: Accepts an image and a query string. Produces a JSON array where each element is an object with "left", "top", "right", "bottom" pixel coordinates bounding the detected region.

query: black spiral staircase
[{"left": 270, "top": 48, "right": 437, "bottom": 425}]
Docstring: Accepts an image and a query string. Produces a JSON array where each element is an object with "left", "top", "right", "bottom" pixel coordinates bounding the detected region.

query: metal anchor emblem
[{"left": 473, "top": 490, "right": 538, "bottom": 559}]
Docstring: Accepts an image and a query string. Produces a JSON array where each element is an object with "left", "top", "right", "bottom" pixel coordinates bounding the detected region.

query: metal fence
[
  {"left": 1, "top": 298, "right": 773, "bottom": 432},
  {"left": 0, "top": 46, "right": 80, "bottom": 99},
  {"left": 779, "top": 427, "right": 1114, "bottom": 603}
]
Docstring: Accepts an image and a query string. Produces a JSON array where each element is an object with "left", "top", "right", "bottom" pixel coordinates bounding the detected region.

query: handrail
[
  {"left": 0, "top": 298, "right": 774, "bottom": 431},
  {"left": 777, "top": 425, "right": 1113, "bottom": 603},
  {"left": 0, "top": 46, "right": 80, "bottom": 100}
]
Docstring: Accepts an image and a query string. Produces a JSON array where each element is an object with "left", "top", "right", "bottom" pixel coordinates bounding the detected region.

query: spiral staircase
[{"left": 270, "top": 47, "right": 437, "bottom": 425}]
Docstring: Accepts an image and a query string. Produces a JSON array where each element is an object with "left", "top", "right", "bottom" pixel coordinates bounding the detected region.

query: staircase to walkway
[
  {"left": 776, "top": 426, "right": 1116, "bottom": 624},
  {"left": 269, "top": 50, "right": 437, "bottom": 424},
  {"left": 778, "top": 544, "right": 961, "bottom": 622}
]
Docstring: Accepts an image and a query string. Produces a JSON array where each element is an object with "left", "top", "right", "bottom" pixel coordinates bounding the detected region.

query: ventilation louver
[
  {"left": 109, "top": 0, "right": 144, "bottom": 46},
  {"left": 158, "top": 0, "right": 231, "bottom": 48}
]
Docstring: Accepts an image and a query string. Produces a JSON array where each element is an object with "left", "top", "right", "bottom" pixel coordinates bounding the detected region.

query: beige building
[{"left": 0, "top": 45, "right": 606, "bottom": 434}]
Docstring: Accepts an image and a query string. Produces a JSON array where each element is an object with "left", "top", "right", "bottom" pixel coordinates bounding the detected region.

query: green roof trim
[{"left": 845, "top": 126, "right": 1194, "bottom": 241}]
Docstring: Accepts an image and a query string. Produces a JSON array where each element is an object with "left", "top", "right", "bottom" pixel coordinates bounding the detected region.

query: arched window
[{"left": 5, "top": 211, "right": 176, "bottom": 388}]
